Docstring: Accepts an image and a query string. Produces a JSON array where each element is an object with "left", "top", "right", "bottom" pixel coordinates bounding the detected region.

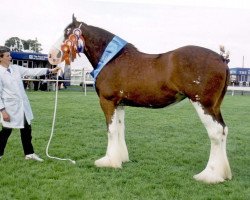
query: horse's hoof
[
  {"left": 95, "top": 156, "right": 122, "bottom": 168},
  {"left": 122, "top": 158, "right": 130, "bottom": 163},
  {"left": 193, "top": 170, "right": 225, "bottom": 184},
  {"left": 120, "top": 154, "right": 129, "bottom": 163}
]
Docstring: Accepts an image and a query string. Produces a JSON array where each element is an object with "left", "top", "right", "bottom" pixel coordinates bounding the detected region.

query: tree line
[{"left": 4, "top": 37, "right": 42, "bottom": 53}]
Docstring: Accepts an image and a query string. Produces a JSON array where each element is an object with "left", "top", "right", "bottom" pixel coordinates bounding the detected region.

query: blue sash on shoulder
[{"left": 90, "top": 36, "right": 127, "bottom": 81}]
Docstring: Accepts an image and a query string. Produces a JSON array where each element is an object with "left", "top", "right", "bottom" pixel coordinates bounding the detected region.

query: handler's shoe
[{"left": 25, "top": 153, "right": 44, "bottom": 162}]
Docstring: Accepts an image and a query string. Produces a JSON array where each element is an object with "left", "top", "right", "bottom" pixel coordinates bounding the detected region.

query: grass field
[{"left": 0, "top": 87, "right": 249, "bottom": 200}]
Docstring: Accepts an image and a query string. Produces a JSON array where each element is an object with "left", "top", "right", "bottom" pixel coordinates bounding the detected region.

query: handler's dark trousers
[{"left": 0, "top": 119, "right": 34, "bottom": 157}]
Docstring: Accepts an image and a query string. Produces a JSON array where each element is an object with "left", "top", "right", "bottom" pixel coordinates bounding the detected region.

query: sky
[{"left": 0, "top": 0, "right": 250, "bottom": 68}]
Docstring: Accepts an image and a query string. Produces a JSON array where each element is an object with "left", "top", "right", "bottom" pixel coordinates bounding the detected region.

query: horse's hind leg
[{"left": 191, "top": 100, "right": 232, "bottom": 183}]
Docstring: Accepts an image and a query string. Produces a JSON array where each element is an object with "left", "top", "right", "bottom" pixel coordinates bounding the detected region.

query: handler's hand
[
  {"left": 1, "top": 110, "right": 10, "bottom": 122},
  {"left": 50, "top": 66, "right": 61, "bottom": 74}
]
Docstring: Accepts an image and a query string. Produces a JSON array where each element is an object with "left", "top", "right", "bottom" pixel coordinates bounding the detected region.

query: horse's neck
[{"left": 83, "top": 26, "right": 114, "bottom": 68}]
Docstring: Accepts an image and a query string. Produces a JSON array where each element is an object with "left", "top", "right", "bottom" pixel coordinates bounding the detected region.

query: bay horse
[{"left": 49, "top": 15, "right": 232, "bottom": 184}]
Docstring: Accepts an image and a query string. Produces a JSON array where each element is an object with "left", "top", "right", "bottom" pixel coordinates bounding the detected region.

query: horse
[{"left": 49, "top": 15, "right": 232, "bottom": 184}]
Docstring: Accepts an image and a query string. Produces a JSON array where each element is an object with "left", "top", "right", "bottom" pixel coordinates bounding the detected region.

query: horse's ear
[{"left": 72, "top": 14, "right": 77, "bottom": 23}]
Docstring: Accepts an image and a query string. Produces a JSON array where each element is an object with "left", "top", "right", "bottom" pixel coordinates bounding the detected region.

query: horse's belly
[{"left": 120, "top": 91, "right": 185, "bottom": 108}]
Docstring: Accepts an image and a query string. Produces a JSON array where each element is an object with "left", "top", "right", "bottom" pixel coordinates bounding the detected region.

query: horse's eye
[{"left": 67, "top": 28, "right": 71, "bottom": 35}]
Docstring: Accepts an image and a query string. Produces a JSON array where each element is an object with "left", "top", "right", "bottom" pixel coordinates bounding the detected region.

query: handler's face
[{"left": 0, "top": 52, "right": 12, "bottom": 67}]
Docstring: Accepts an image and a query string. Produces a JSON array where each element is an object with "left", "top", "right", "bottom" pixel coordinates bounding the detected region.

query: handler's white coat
[{"left": 0, "top": 64, "right": 48, "bottom": 128}]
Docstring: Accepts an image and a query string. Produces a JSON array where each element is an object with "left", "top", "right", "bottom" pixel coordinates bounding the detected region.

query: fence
[
  {"left": 227, "top": 86, "right": 250, "bottom": 96},
  {"left": 22, "top": 68, "right": 94, "bottom": 95}
]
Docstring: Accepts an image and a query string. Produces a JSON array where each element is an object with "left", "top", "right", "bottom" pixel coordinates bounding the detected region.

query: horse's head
[{"left": 48, "top": 15, "right": 85, "bottom": 65}]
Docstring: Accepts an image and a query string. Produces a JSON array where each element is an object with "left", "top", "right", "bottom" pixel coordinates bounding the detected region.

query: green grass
[{"left": 0, "top": 87, "right": 249, "bottom": 200}]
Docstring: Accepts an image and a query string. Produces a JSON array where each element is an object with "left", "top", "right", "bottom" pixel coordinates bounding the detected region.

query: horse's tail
[
  {"left": 219, "top": 45, "right": 230, "bottom": 64},
  {"left": 220, "top": 51, "right": 230, "bottom": 102},
  {"left": 216, "top": 45, "right": 230, "bottom": 108},
  {"left": 224, "top": 65, "right": 230, "bottom": 87},
  {"left": 219, "top": 45, "right": 230, "bottom": 86}
]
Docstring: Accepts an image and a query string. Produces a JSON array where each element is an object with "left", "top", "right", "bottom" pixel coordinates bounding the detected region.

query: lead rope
[{"left": 45, "top": 70, "right": 76, "bottom": 164}]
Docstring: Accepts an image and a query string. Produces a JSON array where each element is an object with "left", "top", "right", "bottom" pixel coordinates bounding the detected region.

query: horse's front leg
[
  {"left": 95, "top": 99, "right": 128, "bottom": 168},
  {"left": 117, "top": 106, "right": 129, "bottom": 163}
]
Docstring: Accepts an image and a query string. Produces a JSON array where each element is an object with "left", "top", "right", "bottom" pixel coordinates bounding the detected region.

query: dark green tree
[
  {"left": 22, "top": 38, "right": 43, "bottom": 53},
  {"left": 5, "top": 37, "right": 43, "bottom": 53},
  {"left": 5, "top": 37, "right": 24, "bottom": 51}
]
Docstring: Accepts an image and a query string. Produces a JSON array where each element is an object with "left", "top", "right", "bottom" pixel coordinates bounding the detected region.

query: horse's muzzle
[{"left": 48, "top": 36, "right": 64, "bottom": 65}]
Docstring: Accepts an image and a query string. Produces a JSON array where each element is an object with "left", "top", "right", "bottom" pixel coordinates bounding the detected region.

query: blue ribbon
[{"left": 90, "top": 36, "right": 127, "bottom": 81}]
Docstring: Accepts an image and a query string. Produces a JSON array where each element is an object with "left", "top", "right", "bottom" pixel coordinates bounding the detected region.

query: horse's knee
[{"left": 207, "top": 122, "right": 224, "bottom": 143}]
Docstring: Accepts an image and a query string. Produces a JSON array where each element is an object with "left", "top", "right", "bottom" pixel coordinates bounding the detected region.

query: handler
[{"left": 0, "top": 46, "right": 60, "bottom": 161}]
